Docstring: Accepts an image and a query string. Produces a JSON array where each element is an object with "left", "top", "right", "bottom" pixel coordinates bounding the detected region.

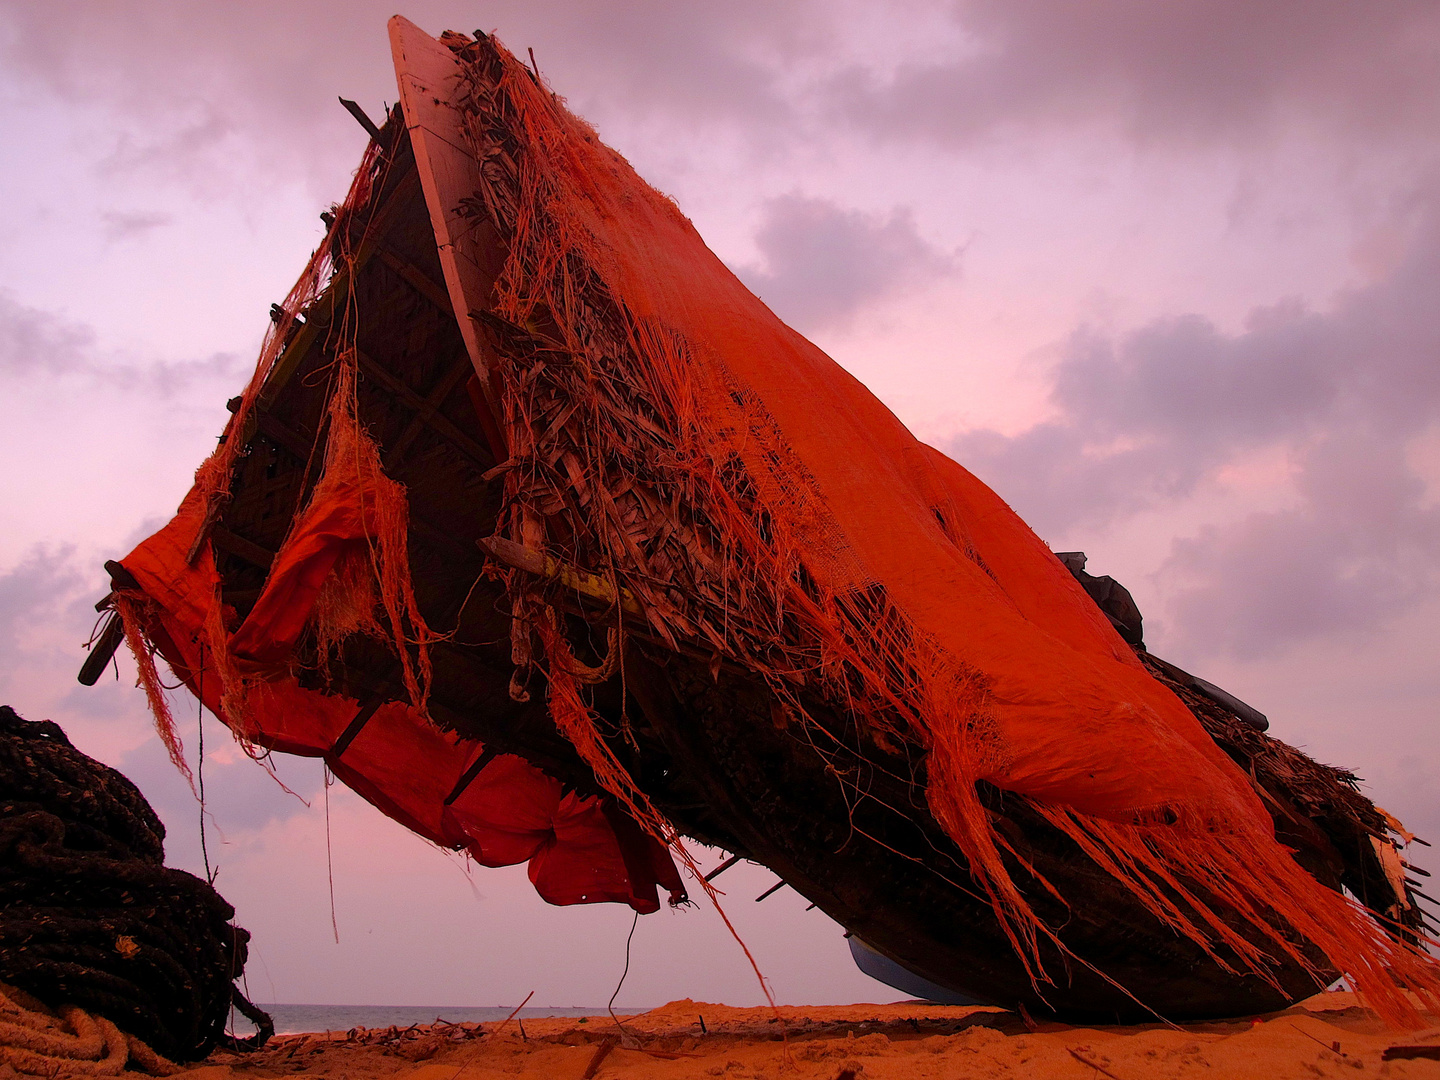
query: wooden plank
[
  {"left": 210, "top": 524, "right": 275, "bottom": 570},
  {"left": 376, "top": 246, "right": 454, "bottom": 315},
  {"left": 388, "top": 16, "right": 508, "bottom": 461},
  {"left": 354, "top": 349, "right": 493, "bottom": 470},
  {"left": 384, "top": 356, "right": 476, "bottom": 468}
]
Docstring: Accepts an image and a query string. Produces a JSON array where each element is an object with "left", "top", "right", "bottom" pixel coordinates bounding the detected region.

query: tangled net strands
[
  {"left": 432, "top": 33, "right": 1440, "bottom": 1025},
  {"left": 0, "top": 707, "right": 271, "bottom": 1065},
  {"left": 109, "top": 133, "right": 434, "bottom": 773}
]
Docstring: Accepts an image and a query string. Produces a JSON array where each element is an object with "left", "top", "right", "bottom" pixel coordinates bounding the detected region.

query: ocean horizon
[{"left": 229, "top": 1004, "right": 642, "bottom": 1037}]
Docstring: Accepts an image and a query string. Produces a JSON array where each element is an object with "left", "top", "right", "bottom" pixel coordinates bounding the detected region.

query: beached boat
[{"left": 80, "top": 19, "right": 1434, "bottom": 1024}]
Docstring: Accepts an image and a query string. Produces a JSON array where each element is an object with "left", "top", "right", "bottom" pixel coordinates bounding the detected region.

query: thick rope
[{"left": 0, "top": 980, "right": 175, "bottom": 1077}]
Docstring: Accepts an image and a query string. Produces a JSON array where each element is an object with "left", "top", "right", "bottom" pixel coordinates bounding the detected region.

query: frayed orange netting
[
  {"left": 109, "top": 109, "right": 680, "bottom": 916},
  {"left": 113, "top": 134, "right": 432, "bottom": 746},
  {"left": 437, "top": 33, "right": 1440, "bottom": 1025}
]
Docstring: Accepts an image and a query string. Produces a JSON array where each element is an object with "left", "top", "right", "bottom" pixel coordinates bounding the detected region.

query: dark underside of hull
[{"left": 186, "top": 113, "right": 1417, "bottom": 1022}]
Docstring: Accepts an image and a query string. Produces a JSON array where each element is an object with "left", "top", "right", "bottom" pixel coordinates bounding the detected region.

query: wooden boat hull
[
  {"left": 620, "top": 651, "right": 1331, "bottom": 1020},
  {"left": 85, "top": 22, "right": 1427, "bottom": 1023}
]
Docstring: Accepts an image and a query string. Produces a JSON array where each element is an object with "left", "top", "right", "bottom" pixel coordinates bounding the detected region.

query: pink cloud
[{"left": 834, "top": 1, "right": 1440, "bottom": 146}]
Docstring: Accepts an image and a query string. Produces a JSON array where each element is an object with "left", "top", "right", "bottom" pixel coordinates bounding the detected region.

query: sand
[{"left": 187, "top": 993, "right": 1440, "bottom": 1079}]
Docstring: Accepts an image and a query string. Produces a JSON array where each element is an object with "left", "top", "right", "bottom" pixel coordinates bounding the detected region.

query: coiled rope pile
[
  {"left": 0, "top": 706, "right": 271, "bottom": 1069},
  {"left": 0, "top": 979, "right": 174, "bottom": 1076}
]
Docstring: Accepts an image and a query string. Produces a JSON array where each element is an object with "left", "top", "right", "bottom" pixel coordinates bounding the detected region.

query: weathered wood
[
  {"left": 227, "top": 395, "right": 314, "bottom": 461},
  {"left": 354, "top": 349, "right": 493, "bottom": 470},
  {"left": 183, "top": 166, "right": 427, "bottom": 567},
  {"left": 377, "top": 246, "right": 454, "bottom": 315},
  {"left": 104, "top": 561, "right": 140, "bottom": 590},
  {"left": 77, "top": 563, "right": 145, "bottom": 682},
  {"left": 754, "top": 879, "right": 786, "bottom": 902},
  {"left": 383, "top": 356, "right": 477, "bottom": 468},
  {"left": 77, "top": 611, "right": 125, "bottom": 686},
  {"left": 443, "top": 745, "right": 500, "bottom": 805},
  {"left": 339, "top": 97, "right": 383, "bottom": 142},
  {"left": 477, "top": 535, "right": 641, "bottom": 615},
  {"left": 253, "top": 168, "right": 422, "bottom": 416},
  {"left": 389, "top": 15, "right": 509, "bottom": 459},
  {"left": 209, "top": 525, "right": 274, "bottom": 571},
  {"left": 622, "top": 649, "right": 1333, "bottom": 1021},
  {"left": 703, "top": 854, "right": 742, "bottom": 882},
  {"left": 581, "top": 1038, "right": 616, "bottom": 1080},
  {"left": 329, "top": 698, "right": 383, "bottom": 760}
]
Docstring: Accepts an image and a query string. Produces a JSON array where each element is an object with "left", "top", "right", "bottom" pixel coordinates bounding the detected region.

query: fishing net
[{"left": 0, "top": 707, "right": 269, "bottom": 1063}]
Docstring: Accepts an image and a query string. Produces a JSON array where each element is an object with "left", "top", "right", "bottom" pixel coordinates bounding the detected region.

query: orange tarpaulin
[{"left": 117, "top": 446, "right": 682, "bottom": 914}]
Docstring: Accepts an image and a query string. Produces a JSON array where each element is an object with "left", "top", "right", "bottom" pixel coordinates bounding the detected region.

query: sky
[{"left": 1, "top": 1, "right": 1437, "bottom": 1010}]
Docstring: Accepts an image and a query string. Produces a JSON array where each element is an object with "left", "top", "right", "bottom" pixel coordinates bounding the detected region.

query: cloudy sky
[{"left": 1, "top": 1, "right": 1437, "bottom": 1010}]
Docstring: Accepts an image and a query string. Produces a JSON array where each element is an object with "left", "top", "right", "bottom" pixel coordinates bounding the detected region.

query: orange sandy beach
[{"left": 189, "top": 994, "right": 1440, "bottom": 1080}]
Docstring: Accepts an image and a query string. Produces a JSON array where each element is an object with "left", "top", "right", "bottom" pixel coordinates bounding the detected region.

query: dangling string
[
  {"left": 607, "top": 910, "right": 639, "bottom": 1046},
  {"left": 198, "top": 642, "right": 214, "bottom": 885},
  {"left": 324, "top": 763, "right": 339, "bottom": 944}
]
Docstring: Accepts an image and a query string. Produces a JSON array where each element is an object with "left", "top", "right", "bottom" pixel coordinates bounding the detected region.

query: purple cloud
[
  {"left": 0, "top": 1, "right": 833, "bottom": 195},
  {"left": 945, "top": 177, "right": 1440, "bottom": 655},
  {"left": 0, "top": 291, "right": 243, "bottom": 392},
  {"left": 1166, "top": 432, "right": 1439, "bottom": 657},
  {"left": 0, "top": 291, "right": 96, "bottom": 376},
  {"left": 833, "top": 1, "right": 1440, "bottom": 147},
  {"left": 100, "top": 210, "right": 173, "bottom": 242},
  {"left": 735, "top": 195, "right": 959, "bottom": 332}
]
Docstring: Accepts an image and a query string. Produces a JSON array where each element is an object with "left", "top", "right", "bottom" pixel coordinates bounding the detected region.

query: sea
[{"left": 229, "top": 1004, "right": 636, "bottom": 1037}]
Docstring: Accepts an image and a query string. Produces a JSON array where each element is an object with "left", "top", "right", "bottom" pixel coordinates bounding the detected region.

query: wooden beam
[
  {"left": 704, "top": 854, "right": 742, "bottom": 882},
  {"left": 384, "top": 355, "right": 477, "bottom": 468},
  {"left": 333, "top": 645, "right": 594, "bottom": 792},
  {"left": 477, "top": 534, "right": 641, "bottom": 616},
  {"left": 228, "top": 395, "right": 315, "bottom": 461},
  {"left": 377, "top": 246, "right": 454, "bottom": 315},
  {"left": 77, "top": 610, "right": 125, "bottom": 686},
  {"left": 252, "top": 168, "right": 423, "bottom": 416},
  {"left": 755, "top": 879, "right": 787, "bottom": 902},
  {"left": 339, "top": 97, "right": 383, "bottom": 142},
  {"left": 329, "top": 697, "right": 383, "bottom": 759},
  {"left": 354, "top": 349, "right": 493, "bottom": 471},
  {"left": 210, "top": 524, "right": 275, "bottom": 570},
  {"left": 443, "top": 744, "right": 500, "bottom": 805}
]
